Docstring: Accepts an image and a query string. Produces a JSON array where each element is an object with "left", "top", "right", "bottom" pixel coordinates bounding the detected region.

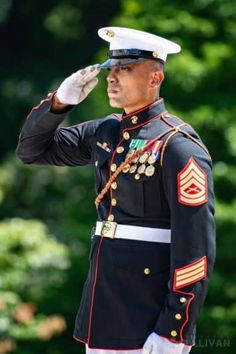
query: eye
[{"left": 120, "top": 65, "right": 130, "bottom": 71}]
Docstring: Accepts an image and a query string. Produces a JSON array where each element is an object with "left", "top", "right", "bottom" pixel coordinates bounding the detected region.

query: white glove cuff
[{"left": 143, "top": 332, "right": 185, "bottom": 354}]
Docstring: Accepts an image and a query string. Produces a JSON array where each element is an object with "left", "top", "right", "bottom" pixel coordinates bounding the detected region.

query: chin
[{"left": 108, "top": 99, "right": 123, "bottom": 109}]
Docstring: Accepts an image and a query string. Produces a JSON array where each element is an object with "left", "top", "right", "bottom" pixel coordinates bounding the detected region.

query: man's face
[{"left": 106, "top": 60, "right": 163, "bottom": 114}]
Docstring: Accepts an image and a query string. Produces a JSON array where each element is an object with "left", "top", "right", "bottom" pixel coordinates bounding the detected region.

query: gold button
[
  {"left": 131, "top": 116, "right": 138, "bottom": 124},
  {"left": 111, "top": 198, "right": 117, "bottom": 206},
  {"left": 123, "top": 132, "right": 130, "bottom": 140},
  {"left": 135, "top": 173, "right": 140, "bottom": 180},
  {"left": 116, "top": 146, "right": 124, "bottom": 154},
  {"left": 180, "top": 297, "right": 187, "bottom": 303},
  {"left": 107, "top": 214, "right": 114, "bottom": 221},
  {"left": 175, "top": 313, "right": 182, "bottom": 320},
  {"left": 110, "top": 163, "right": 117, "bottom": 172},
  {"left": 111, "top": 182, "right": 117, "bottom": 190},
  {"left": 152, "top": 51, "right": 158, "bottom": 58},
  {"left": 171, "top": 330, "right": 178, "bottom": 337},
  {"left": 144, "top": 268, "right": 151, "bottom": 275}
]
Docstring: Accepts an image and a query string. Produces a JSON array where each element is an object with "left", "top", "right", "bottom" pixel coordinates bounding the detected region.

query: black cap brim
[{"left": 100, "top": 57, "right": 149, "bottom": 69}]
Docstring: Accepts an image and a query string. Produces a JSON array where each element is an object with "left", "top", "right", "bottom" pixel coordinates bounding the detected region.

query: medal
[
  {"left": 123, "top": 164, "right": 130, "bottom": 173},
  {"left": 137, "top": 164, "right": 146, "bottom": 174},
  {"left": 147, "top": 153, "right": 157, "bottom": 165},
  {"left": 129, "top": 164, "right": 137, "bottom": 174},
  {"left": 125, "top": 151, "right": 133, "bottom": 159},
  {"left": 139, "top": 151, "right": 149, "bottom": 164},
  {"left": 145, "top": 165, "right": 155, "bottom": 176},
  {"left": 126, "top": 152, "right": 138, "bottom": 164}
]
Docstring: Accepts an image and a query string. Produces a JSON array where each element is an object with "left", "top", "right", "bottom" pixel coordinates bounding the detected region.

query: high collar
[{"left": 120, "top": 98, "right": 166, "bottom": 130}]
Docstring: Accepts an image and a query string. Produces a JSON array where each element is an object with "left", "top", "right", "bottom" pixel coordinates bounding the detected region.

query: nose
[{"left": 106, "top": 67, "right": 118, "bottom": 83}]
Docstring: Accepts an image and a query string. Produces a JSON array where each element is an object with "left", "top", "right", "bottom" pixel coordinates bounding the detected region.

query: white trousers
[
  {"left": 86, "top": 346, "right": 142, "bottom": 354},
  {"left": 85, "top": 345, "right": 191, "bottom": 354}
]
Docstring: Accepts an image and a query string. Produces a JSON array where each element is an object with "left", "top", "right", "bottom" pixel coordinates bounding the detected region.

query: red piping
[
  {"left": 122, "top": 98, "right": 163, "bottom": 120},
  {"left": 26, "top": 91, "right": 56, "bottom": 120},
  {"left": 87, "top": 237, "right": 104, "bottom": 345},
  {"left": 177, "top": 289, "right": 195, "bottom": 342}
]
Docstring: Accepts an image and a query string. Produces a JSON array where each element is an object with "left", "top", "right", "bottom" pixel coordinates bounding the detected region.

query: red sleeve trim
[{"left": 26, "top": 91, "right": 56, "bottom": 120}]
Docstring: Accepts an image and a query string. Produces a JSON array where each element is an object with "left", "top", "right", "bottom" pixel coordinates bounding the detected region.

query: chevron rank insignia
[
  {"left": 177, "top": 158, "right": 208, "bottom": 206},
  {"left": 173, "top": 256, "right": 207, "bottom": 290}
]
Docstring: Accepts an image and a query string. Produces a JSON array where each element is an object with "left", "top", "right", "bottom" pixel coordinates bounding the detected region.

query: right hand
[
  {"left": 142, "top": 333, "right": 186, "bottom": 354},
  {"left": 56, "top": 64, "right": 101, "bottom": 105}
]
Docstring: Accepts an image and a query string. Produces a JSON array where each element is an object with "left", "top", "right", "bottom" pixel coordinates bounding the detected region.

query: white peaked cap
[{"left": 98, "top": 26, "right": 181, "bottom": 63}]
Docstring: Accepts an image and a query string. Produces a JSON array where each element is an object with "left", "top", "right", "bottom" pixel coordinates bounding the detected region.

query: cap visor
[{"left": 100, "top": 57, "right": 148, "bottom": 68}]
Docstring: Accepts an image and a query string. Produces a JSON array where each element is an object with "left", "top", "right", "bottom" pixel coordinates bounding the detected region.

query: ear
[{"left": 150, "top": 71, "right": 164, "bottom": 87}]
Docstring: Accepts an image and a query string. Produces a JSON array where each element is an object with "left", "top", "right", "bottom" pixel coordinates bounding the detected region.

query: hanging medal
[
  {"left": 123, "top": 164, "right": 130, "bottom": 173},
  {"left": 145, "top": 165, "right": 155, "bottom": 176},
  {"left": 129, "top": 164, "right": 138, "bottom": 174},
  {"left": 138, "top": 151, "right": 149, "bottom": 164},
  {"left": 137, "top": 164, "right": 146, "bottom": 174},
  {"left": 147, "top": 140, "right": 163, "bottom": 165}
]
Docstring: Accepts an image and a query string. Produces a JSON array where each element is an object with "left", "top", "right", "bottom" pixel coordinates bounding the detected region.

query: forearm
[
  {"left": 50, "top": 93, "right": 72, "bottom": 113},
  {"left": 16, "top": 64, "right": 100, "bottom": 165},
  {"left": 154, "top": 138, "right": 215, "bottom": 345},
  {"left": 16, "top": 95, "right": 70, "bottom": 164}
]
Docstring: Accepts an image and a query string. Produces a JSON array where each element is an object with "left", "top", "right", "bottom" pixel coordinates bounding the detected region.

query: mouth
[{"left": 107, "top": 87, "right": 119, "bottom": 95}]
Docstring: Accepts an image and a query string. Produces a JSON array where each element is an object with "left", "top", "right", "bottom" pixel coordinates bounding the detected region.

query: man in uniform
[{"left": 17, "top": 27, "right": 215, "bottom": 354}]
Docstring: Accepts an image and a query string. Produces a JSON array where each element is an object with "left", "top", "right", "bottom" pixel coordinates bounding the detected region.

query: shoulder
[
  {"left": 61, "top": 113, "right": 121, "bottom": 133},
  {"left": 159, "top": 113, "right": 211, "bottom": 167}
]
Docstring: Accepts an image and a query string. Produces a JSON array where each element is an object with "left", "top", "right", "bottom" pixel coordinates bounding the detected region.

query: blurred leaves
[
  {"left": 44, "top": 4, "right": 83, "bottom": 41},
  {"left": 0, "top": 0, "right": 12, "bottom": 24},
  {"left": 0, "top": 218, "right": 69, "bottom": 348}
]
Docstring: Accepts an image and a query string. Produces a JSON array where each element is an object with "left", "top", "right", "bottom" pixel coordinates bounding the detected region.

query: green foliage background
[{"left": 0, "top": 0, "right": 235, "bottom": 353}]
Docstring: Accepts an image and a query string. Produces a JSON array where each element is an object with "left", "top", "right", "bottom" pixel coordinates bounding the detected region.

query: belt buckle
[{"left": 101, "top": 221, "right": 117, "bottom": 239}]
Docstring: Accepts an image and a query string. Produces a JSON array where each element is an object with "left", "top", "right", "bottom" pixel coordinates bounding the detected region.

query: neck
[{"left": 123, "top": 98, "right": 160, "bottom": 117}]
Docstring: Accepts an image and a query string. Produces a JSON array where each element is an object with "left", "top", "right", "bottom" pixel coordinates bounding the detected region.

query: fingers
[
  {"left": 56, "top": 64, "right": 100, "bottom": 105},
  {"left": 142, "top": 334, "right": 153, "bottom": 354},
  {"left": 80, "top": 78, "right": 99, "bottom": 100},
  {"left": 182, "top": 345, "right": 192, "bottom": 354},
  {"left": 73, "top": 64, "right": 101, "bottom": 86},
  {"left": 85, "top": 77, "right": 99, "bottom": 91}
]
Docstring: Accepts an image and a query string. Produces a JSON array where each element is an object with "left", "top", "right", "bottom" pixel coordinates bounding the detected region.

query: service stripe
[
  {"left": 176, "top": 258, "right": 205, "bottom": 275},
  {"left": 173, "top": 257, "right": 207, "bottom": 290},
  {"left": 176, "top": 270, "right": 206, "bottom": 287},
  {"left": 176, "top": 265, "right": 205, "bottom": 281}
]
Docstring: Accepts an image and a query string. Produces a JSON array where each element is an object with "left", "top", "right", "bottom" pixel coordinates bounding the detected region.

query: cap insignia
[{"left": 105, "top": 29, "right": 115, "bottom": 38}]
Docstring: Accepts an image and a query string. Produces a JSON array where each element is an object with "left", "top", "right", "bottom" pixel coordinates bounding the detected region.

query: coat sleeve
[
  {"left": 16, "top": 95, "right": 100, "bottom": 166},
  {"left": 154, "top": 133, "right": 216, "bottom": 345}
]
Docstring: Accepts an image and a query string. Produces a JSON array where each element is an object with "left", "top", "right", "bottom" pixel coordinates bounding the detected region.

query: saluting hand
[{"left": 56, "top": 64, "right": 101, "bottom": 105}]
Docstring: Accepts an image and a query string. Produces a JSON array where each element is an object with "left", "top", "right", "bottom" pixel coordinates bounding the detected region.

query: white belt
[{"left": 95, "top": 221, "right": 171, "bottom": 243}]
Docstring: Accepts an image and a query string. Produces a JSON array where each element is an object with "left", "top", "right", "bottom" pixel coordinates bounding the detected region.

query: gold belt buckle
[{"left": 101, "top": 221, "right": 117, "bottom": 239}]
